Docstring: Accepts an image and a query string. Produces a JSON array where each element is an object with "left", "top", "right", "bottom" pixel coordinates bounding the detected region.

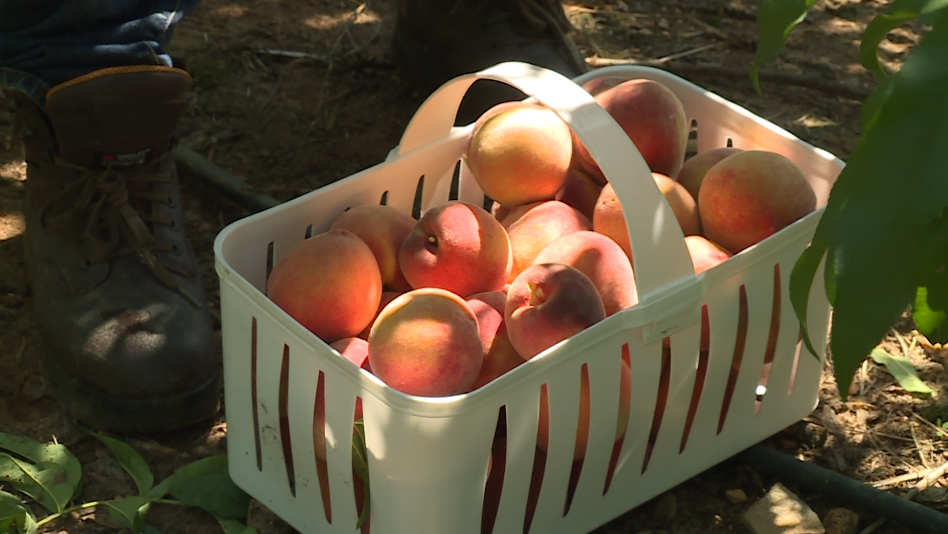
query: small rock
[
  {"left": 743, "top": 483, "right": 825, "bottom": 534},
  {"left": 823, "top": 508, "right": 858, "bottom": 534},
  {"left": 726, "top": 488, "right": 748, "bottom": 504},
  {"left": 653, "top": 492, "right": 677, "bottom": 523}
]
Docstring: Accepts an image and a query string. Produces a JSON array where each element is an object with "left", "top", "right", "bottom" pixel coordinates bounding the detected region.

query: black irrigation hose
[
  {"left": 736, "top": 444, "right": 948, "bottom": 534},
  {"left": 177, "top": 147, "right": 948, "bottom": 534},
  {"left": 175, "top": 145, "right": 280, "bottom": 214}
]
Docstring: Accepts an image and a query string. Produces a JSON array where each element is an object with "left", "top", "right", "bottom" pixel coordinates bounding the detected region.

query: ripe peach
[
  {"left": 593, "top": 174, "right": 700, "bottom": 264},
  {"left": 368, "top": 288, "right": 483, "bottom": 397},
  {"left": 502, "top": 200, "right": 592, "bottom": 283},
  {"left": 537, "top": 359, "right": 632, "bottom": 461},
  {"left": 330, "top": 336, "right": 372, "bottom": 372},
  {"left": 505, "top": 263, "right": 606, "bottom": 360},
  {"left": 675, "top": 147, "right": 742, "bottom": 204},
  {"left": 698, "top": 150, "right": 816, "bottom": 253},
  {"left": 554, "top": 167, "right": 604, "bottom": 221},
  {"left": 592, "top": 183, "right": 632, "bottom": 262},
  {"left": 466, "top": 291, "right": 524, "bottom": 391},
  {"left": 653, "top": 172, "right": 701, "bottom": 235},
  {"left": 581, "top": 76, "right": 627, "bottom": 96},
  {"left": 399, "top": 201, "right": 511, "bottom": 298},
  {"left": 266, "top": 229, "right": 382, "bottom": 344},
  {"left": 330, "top": 205, "right": 417, "bottom": 292},
  {"left": 686, "top": 235, "right": 732, "bottom": 275},
  {"left": 573, "top": 79, "right": 689, "bottom": 181},
  {"left": 532, "top": 230, "right": 638, "bottom": 317},
  {"left": 357, "top": 291, "right": 403, "bottom": 340},
  {"left": 466, "top": 102, "right": 572, "bottom": 207}
]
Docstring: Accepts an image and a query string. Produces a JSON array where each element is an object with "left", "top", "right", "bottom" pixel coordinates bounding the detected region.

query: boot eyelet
[
  {"left": 171, "top": 244, "right": 180, "bottom": 254},
  {"left": 79, "top": 258, "right": 91, "bottom": 269},
  {"left": 167, "top": 197, "right": 175, "bottom": 208},
  {"left": 169, "top": 220, "right": 178, "bottom": 230}
]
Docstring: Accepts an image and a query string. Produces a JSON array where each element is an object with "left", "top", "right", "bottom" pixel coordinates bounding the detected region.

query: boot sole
[{"left": 41, "top": 347, "right": 221, "bottom": 433}]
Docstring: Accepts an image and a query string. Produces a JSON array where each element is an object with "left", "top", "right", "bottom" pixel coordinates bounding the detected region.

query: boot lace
[
  {"left": 452, "top": 0, "right": 587, "bottom": 74},
  {"left": 39, "top": 151, "right": 201, "bottom": 308}
]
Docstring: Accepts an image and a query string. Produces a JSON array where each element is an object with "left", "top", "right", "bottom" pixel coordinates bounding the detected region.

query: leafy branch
[
  {"left": 0, "top": 430, "right": 255, "bottom": 534},
  {"left": 752, "top": 0, "right": 948, "bottom": 398}
]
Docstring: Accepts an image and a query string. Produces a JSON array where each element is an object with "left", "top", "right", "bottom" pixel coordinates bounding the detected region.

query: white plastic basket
[{"left": 214, "top": 62, "right": 844, "bottom": 534}]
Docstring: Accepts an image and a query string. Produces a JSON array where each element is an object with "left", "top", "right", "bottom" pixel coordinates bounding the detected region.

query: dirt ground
[{"left": 2, "top": 1, "right": 947, "bottom": 533}]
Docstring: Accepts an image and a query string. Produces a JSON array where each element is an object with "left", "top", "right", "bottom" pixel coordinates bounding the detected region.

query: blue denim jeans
[{"left": 0, "top": 0, "right": 201, "bottom": 108}]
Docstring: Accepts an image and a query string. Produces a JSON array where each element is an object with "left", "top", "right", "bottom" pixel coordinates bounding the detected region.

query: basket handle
[{"left": 398, "top": 62, "right": 700, "bottom": 337}]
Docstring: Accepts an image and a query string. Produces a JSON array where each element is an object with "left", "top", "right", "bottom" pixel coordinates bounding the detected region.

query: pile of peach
[
  {"left": 267, "top": 75, "right": 816, "bottom": 394},
  {"left": 264, "top": 78, "right": 818, "bottom": 511}
]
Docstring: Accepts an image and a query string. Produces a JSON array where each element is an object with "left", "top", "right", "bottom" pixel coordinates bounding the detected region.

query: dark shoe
[
  {"left": 8, "top": 66, "right": 220, "bottom": 433},
  {"left": 392, "top": 0, "right": 590, "bottom": 124}
]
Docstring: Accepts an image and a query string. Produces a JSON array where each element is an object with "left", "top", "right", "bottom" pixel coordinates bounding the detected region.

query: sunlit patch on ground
[
  {"left": 0, "top": 160, "right": 26, "bottom": 183},
  {"left": 0, "top": 211, "right": 24, "bottom": 241}
]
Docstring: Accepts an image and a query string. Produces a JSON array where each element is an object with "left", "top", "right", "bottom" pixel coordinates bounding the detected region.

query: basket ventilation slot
[
  {"left": 789, "top": 329, "right": 804, "bottom": 395},
  {"left": 755, "top": 264, "right": 782, "bottom": 413},
  {"left": 603, "top": 343, "right": 632, "bottom": 494},
  {"left": 265, "top": 241, "right": 275, "bottom": 289},
  {"left": 524, "top": 384, "right": 549, "bottom": 534},
  {"left": 412, "top": 175, "right": 425, "bottom": 219},
  {"left": 379, "top": 190, "right": 389, "bottom": 205},
  {"left": 685, "top": 119, "right": 699, "bottom": 160},
  {"left": 353, "top": 396, "right": 368, "bottom": 533},
  {"left": 305, "top": 224, "right": 314, "bottom": 239},
  {"left": 251, "top": 317, "right": 262, "bottom": 471},
  {"left": 481, "top": 406, "right": 507, "bottom": 534},
  {"left": 680, "top": 312, "right": 710, "bottom": 454},
  {"left": 279, "top": 344, "right": 296, "bottom": 497},
  {"left": 642, "top": 341, "right": 671, "bottom": 474},
  {"left": 718, "top": 285, "right": 749, "bottom": 434},
  {"left": 450, "top": 160, "right": 461, "bottom": 201},
  {"left": 564, "top": 364, "right": 591, "bottom": 516},
  {"left": 314, "top": 371, "right": 331, "bottom": 523}
]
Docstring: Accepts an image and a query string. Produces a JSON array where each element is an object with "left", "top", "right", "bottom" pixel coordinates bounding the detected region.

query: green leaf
[
  {"left": 146, "top": 473, "right": 176, "bottom": 500},
  {"left": 859, "top": 0, "right": 948, "bottom": 78},
  {"left": 792, "top": 7, "right": 948, "bottom": 399},
  {"left": 912, "top": 215, "right": 948, "bottom": 343},
  {"left": 0, "top": 433, "right": 82, "bottom": 502},
  {"left": 860, "top": 76, "right": 894, "bottom": 131},
  {"left": 83, "top": 429, "right": 154, "bottom": 495},
  {"left": 789, "top": 241, "right": 829, "bottom": 359},
  {"left": 142, "top": 523, "right": 164, "bottom": 534},
  {"left": 0, "top": 490, "right": 34, "bottom": 534},
  {"left": 169, "top": 456, "right": 250, "bottom": 521},
  {"left": 103, "top": 496, "right": 152, "bottom": 534},
  {"left": 870, "top": 348, "right": 933, "bottom": 394},
  {"left": 215, "top": 516, "right": 257, "bottom": 534},
  {"left": 915, "top": 285, "right": 948, "bottom": 343},
  {"left": 0, "top": 490, "right": 36, "bottom": 534},
  {"left": 750, "top": 0, "right": 819, "bottom": 92},
  {"left": 0, "top": 455, "right": 74, "bottom": 513}
]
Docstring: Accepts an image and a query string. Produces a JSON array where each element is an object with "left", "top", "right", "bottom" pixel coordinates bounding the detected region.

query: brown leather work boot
[
  {"left": 392, "top": 0, "right": 590, "bottom": 125},
  {"left": 8, "top": 66, "right": 220, "bottom": 433}
]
